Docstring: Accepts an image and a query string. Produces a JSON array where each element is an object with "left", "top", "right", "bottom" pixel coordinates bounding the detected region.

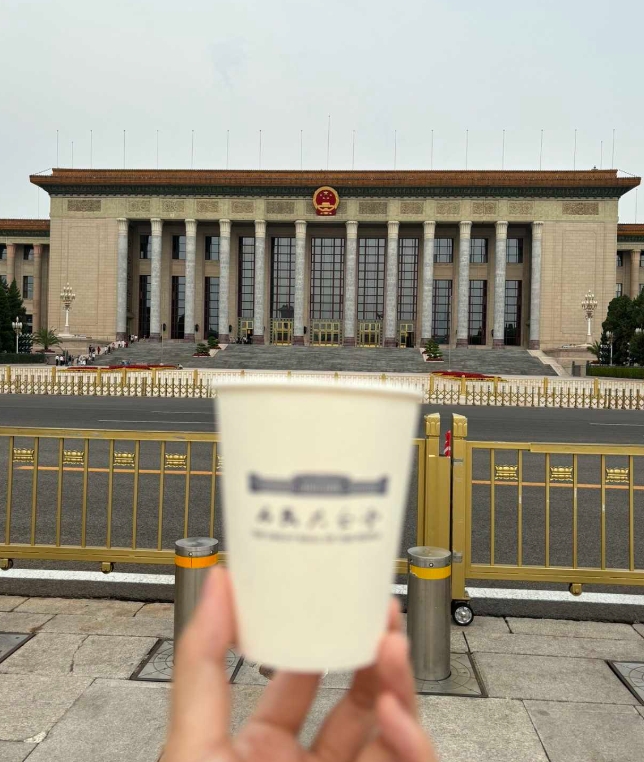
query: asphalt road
[{"left": 2, "top": 395, "right": 644, "bottom": 621}]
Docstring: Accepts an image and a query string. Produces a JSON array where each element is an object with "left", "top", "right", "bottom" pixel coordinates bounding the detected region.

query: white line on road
[
  {"left": 2, "top": 570, "right": 643, "bottom": 606},
  {"left": 589, "top": 423, "right": 644, "bottom": 427},
  {"left": 151, "top": 411, "right": 211, "bottom": 415},
  {"left": 97, "top": 420, "right": 213, "bottom": 425}
]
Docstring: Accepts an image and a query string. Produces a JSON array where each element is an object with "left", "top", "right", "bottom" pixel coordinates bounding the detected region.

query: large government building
[{"left": 0, "top": 168, "right": 641, "bottom": 350}]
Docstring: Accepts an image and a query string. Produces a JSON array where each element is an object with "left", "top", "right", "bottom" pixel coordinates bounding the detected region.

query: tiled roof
[
  {"left": 30, "top": 168, "right": 640, "bottom": 191},
  {"left": 0, "top": 219, "right": 50, "bottom": 232},
  {"left": 617, "top": 224, "right": 644, "bottom": 236}
]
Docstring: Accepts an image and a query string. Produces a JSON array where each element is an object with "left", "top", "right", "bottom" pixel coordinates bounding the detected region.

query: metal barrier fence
[
  {"left": 447, "top": 413, "right": 644, "bottom": 602},
  {"left": 0, "top": 424, "right": 431, "bottom": 574}
]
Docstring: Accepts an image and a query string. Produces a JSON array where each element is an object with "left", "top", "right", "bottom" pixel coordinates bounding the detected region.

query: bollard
[
  {"left": 174, "top": 537, "right": 219, "bottom": 644},
  {"left": 407, "top": 546, "right": 451, "bottom": 681}
]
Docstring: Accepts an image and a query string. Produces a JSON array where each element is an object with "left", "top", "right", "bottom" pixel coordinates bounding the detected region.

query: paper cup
[{"left": 216, "top": 380, "right": 420, "bottom": 672}]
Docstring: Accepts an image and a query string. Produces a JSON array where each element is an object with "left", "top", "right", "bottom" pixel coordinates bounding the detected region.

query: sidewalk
[{"left": 1, "top": 594, "right": 644, "bottom": 761}]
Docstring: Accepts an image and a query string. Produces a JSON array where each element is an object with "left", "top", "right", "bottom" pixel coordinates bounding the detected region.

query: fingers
[
  {"left": 166, "top": 567, "right": 236, "bottom": 756},
  {"left": 377, "top": 631, "right": 417, "bottom": 716},
  {"left": 251, "top": 671, "right": 321, "bottom": 734},
  {"left": 310, "top": 598, "right": 403, "bottom": 762},
  {"left": 377, "top": 692, "right": 438, "bottom": 762}
]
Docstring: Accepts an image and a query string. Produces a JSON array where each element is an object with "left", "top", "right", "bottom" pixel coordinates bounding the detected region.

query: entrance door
[
  {"left": 398, "top": 322, "right": 415, "bottom": 348},
  {"left": 271, "top": 319, "right": 293, "bottom": 345},
  {"left": 310, "top": 320, "right": 342, "bottom": 346},
  {"left": 358, "top": 321, "right": 382, "bottom": 347}
]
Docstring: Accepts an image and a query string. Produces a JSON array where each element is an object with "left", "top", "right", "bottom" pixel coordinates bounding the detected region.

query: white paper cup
[{"left": 216, "top": 380, "right": 420, "bottom": 672}]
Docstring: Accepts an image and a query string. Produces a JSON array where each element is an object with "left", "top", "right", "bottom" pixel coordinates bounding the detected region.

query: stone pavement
[
  {"left": 2, "top": 595, "right": 644, "bottom": 761},
  {"left": 94, "top": 342, "right": 556, "bottom": 375}
]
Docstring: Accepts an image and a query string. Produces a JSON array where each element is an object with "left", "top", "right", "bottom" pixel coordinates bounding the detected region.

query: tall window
[
  {"left": 504, "top": 280, "right": 522, "bottom": 346},
  {"left": 271, "top": 238, "right": 295, "bottom": 318},
  {"left": 238, "top": 237, "right": 255, "bottom": 318},
  {"left": 357, "top": 238, "right": 385, "bottom": 320},
  {"left": 616, "top": 283, "right": 623, "bottom": 298},
  {"left": 640, "top": 252, "right": 644, "bottom": 267},
  {"left": 23, "top": 314, "right": 33, "bottom": 334},
  {"left": 470, "top": 239, "right": 488, "bottom": 264},
  {"left": 432, "top": 280, "right": 452, "bottom": 343},
  {"left": 434, "top": 238, "right": 453, "bottom": 263},
  {"left": 310, "top": 238, "right": 344, "bottom": 319},
  {"left": 22, "top": 275, "right": 33, "bottom": 300},
  {"left": 171, "top": 276, "right": 185, "bottom": 338},
  {"left": 507, "top": 239, "right": 523, "bottom": 264},
  {"left": 204, "top": 277, "right": 219, "bottom": 336},
  {"left": 23, "top": 245, "right": 34, "bottom": 261},
  {"left": 172, "top": 235, "right": 186, "bottom": 260},
  {"left": 205, "top": 236, "right": 220, "bottom": 261},
  {"left": 138, "top": 275, "right": 151, "bottom": 337},
  {"left": 140, "top": 235, "right": 151, "bottom": 259},
  {"left": 0, "top": 245, "right": 6, "bottom": 260},
  {"left": 398, "top": 238, "right": 418, "bottom": 321},
  {"left": 468, "top": 280, "right": 487, "bottom": 345}
]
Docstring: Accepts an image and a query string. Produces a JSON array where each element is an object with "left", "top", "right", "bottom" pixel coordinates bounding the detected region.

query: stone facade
[{"left": 1, "top": 169, "right": 637, "bottom": 349}]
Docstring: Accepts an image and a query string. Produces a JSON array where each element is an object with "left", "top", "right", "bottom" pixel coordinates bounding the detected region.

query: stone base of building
[
  {"left": 383, "top": 337, "right": 397, "bottom": 348},
  {"left": 293, "top": 335, "right": 305, "bottom": 346},
  {"left": 529, "top": 340, "right": 540, "bottom": 350},
  {"left": 116, "top": 332, "right": 127, "bottom": 341},
  {"left": 343, "top": 337, "right": 356, "bottom": 347},
  {"left": 252, "top": 334, "right": 265, "bottom": 345},
  {"left": 219, "top": 334, "right": 230, "bottom": 344},
  {"left": 456, "top": 338, "right": 468, "bottom": 348},
  {"left": 184, "top": 333, "right": 195, "bottom": 342},
  {"left": 149, "top": 333, "right": 161, "bottom": 343},
  {"left": 492, "top": 339, "right": 505, "bottom": 349}
]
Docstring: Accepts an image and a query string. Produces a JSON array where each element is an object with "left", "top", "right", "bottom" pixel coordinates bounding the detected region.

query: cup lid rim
[{"left": 214, "top": 378, "right": 422, "bottom": 401}]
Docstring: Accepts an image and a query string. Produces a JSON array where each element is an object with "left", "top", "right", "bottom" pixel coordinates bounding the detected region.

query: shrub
[
  {"left": 0, "top": 352, "right": 47, "bottom": 364},
  {"left": 586, "top": 365, "right": 644, "bottom": 379},
  {"left": 424, "top": 339, "right": 443, "bottom": 360},
  {"left": 193, "top": 343, "right": 210, "bottom": 356},
  {"left": 207, "top": 335, "right": 220, "bottom": 349}
]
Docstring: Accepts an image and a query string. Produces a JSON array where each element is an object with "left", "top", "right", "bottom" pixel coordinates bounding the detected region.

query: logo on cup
[{"left": 249, "top": 473, "right": 388, "bottom": 496}]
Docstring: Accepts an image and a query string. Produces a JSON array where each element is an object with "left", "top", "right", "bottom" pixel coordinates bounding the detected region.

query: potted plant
[{"left": 423, "top": 339, "right": 444, "bottom": 362}]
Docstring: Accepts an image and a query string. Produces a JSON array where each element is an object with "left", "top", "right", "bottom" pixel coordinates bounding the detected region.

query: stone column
[
  {"left": 252, "top": 220, "right": 267, "bottom": 344},
  {"left": 6, "top": 243, "right": 16, "bottom": 285},
  {"left": 184, "top": 219, "right": 197, "bottom": 341},
  {"left": 343, "top": 220, "right": 358, "bottom": 346},
  {"left": 420, "top": 221, "right": 436, "bottom": 344},
  {"left": 631, "top": 250, "right": 640, "bottom": 298},
  {"left": 456, "top": 221, "right": 472, "bottom": 347},
  {"left": 32, "top": 244, "right": 43, "bottom": 331},
  {"left": 293, "top": 220, "right": 307, "bottom": 345},
  {"left": 218, "top": 219, "right": 231, "bottom": 343},
  {"left": 149, "top": 218, "right": 163, "bottom": 341},
  {"left": 384, "top": 220, "right": 400, "bottom": 347},
  {"left": 493, "top": 221, "right": 508, "bottom": 348},
  {"left": 115, "top": 218, "right": 129, "bottom": 341},
  {"left": 529, "top": 221, "right": 544, "bottom": 349}
]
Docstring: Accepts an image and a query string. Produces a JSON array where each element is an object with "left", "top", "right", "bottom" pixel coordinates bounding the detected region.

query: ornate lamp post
[
  {"left": 581, "top": 290, "right": 598, "bottom": 347},
  {"left": 606, "top": 329, "right": 614, "bottom": 366},
  {"left": 11, "top": 319, "right": 22, "bottom": 354},
  {"left": 60, "top": 283, "right": 75, "bottom": 336}
]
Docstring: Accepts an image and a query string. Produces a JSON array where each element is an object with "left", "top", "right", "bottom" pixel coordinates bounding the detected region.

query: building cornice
[{"left": 0, "top": 219, "right": 50, "bottom": 237}]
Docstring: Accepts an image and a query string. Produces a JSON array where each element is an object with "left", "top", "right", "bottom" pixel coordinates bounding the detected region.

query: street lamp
[
  {"left": 606, "top": 330, "right": 614, "bottom": 366},
  {"left": 60, "top": 283, "right": 75, "bottom": 336},
  {"left": 581, "top": 290, "right": 598, "bottom": 346},
  {"left": 11, "top": 319, "right": 22, "bottom": 354}
]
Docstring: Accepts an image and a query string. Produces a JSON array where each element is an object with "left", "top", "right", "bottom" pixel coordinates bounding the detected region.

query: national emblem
[{"left": 313, "top": 186, "right": 340, "bottom": 216}]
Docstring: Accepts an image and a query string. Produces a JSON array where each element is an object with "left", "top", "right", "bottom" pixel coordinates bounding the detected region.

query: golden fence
[{"left": 0, "top": 424, "right": 429, "bottom": 574}]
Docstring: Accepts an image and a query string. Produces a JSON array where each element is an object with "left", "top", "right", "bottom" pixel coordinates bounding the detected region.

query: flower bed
[
  {"left": 431, "top": 370, "right": 497, "bottom": 380},
  {"left": 65, "top": 364, "right": 179, "bottom": 372}
]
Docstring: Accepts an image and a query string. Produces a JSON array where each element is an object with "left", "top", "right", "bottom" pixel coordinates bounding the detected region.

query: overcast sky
[{"left": 1, "top": 0, "right": 642, "bottom": 220}]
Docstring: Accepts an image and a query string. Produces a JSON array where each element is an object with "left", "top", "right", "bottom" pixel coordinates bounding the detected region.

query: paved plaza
[
  {"left": 93, "top": 342, "right": 557, "bottom": 375},
  {"left": 1, "top": 594, "right": 644, "bottom": 761}
]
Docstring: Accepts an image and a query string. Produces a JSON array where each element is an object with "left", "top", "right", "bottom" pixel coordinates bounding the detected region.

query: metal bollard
[
  {"left": 407, "top": 546, "right": 451, "bottom": 681},
  {"left": 174, "top": 537, "right": 219, "bottom": 644}
]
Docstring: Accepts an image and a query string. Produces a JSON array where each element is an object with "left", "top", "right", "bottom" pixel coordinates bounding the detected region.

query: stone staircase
[{"left": 92, "top": 342, "right": 556, "bottom": 375}]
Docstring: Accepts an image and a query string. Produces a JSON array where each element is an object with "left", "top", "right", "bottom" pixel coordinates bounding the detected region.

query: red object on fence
[{"left": 444, "top": 431, "right": 452, "bottom": 457}]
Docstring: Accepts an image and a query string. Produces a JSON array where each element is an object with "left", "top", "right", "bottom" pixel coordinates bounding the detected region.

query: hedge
[
  {"left": 0, "top": 353, "right": 48, "bottom": 365},
  {"left": 586, "top": 365, "right": 644, "bottom": 379}
]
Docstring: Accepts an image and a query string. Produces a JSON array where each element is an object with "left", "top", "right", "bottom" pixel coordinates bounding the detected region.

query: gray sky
[{"left": 1, "top": 0, "right": 642, "bottom": 220}]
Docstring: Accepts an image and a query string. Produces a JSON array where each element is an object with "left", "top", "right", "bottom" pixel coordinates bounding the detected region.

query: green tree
[
  {"left": 630, "top": 331, "right": 644, "bottom": 366},
  {"left": 0, "top": 280, "right": 13, "bottom": 352},
  {"left": 602, "top": 296, "right": 639, "bottom": 365},
  {"left": 32, "top": 328, "right": 61, "bottom": 352},
  {"left": 424, "top": 339, "right": 443, "bottom": 360},
  {"left": 6, "top": 279, "right": 26, "bottom": 325}
]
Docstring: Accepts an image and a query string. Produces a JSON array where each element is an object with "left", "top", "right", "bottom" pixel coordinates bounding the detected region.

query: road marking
[
  {"left": 151, "top": 411, "right": 211, "bottom": 415},
  {"left": 2, "top": 570, "right": 643, "bottom": 606},
  {"left": 97, "top": 419, "right": 213, "bottom": 425},
  {"left": 589, "top": 423, "right": 644, "bottom": 428}
]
